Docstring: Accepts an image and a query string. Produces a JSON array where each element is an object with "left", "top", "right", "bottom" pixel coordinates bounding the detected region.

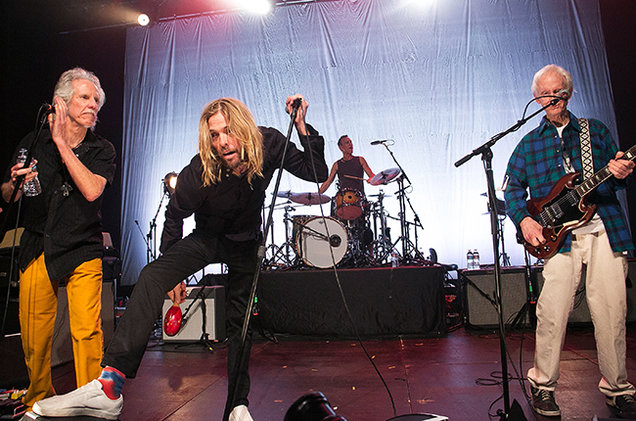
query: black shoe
[
  {"left": 530, "top": 386, "right": 561, "bottom": 417},
  {"left": 606, "top": 394, "right": 636, "bottom": 419}
]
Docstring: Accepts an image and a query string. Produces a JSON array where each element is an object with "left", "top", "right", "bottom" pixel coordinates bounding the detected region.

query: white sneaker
[
  {"left": 229, "top": 404, "right": 254, "bottom": 421},
  {"left": 32, "top": 379, "right": 123, "bottom": 420}
]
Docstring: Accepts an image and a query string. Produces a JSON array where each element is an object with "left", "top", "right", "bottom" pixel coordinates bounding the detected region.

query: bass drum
[{"left": 296, "top": 216, "right": 348, "bottom": 268}]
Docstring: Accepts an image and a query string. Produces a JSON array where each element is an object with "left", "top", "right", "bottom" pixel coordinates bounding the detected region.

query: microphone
[
  {"left": 557, "top": 89, "right": 570, "bottom": 99},
  {"left": 370, "top": 139, "right": 390, "bottom": 145},
  {"left": 39, "top": 103, "right": 56, "bottom": 124},
  {"left": 43, "top": 103, "right": 56, "bottom": 115}
]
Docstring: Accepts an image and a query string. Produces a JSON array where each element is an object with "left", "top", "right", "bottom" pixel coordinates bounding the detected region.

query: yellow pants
[{"left": 19, "top": 254, "right": 104, "bottom": 409}]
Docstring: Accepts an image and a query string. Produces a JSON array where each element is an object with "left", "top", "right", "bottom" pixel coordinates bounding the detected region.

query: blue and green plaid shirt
[{"left": 504, "top": 111, "right": 633, "bottom": 253}]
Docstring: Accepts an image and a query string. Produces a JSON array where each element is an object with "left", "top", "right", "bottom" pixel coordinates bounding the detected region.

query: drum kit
[{"left": 263, "top": 167, "right": 408, "bottom": 269}]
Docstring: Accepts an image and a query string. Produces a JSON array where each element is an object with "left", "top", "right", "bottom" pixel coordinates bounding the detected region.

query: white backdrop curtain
[{"left": 120, "top": 0, "right": 618, "bottom": 285}]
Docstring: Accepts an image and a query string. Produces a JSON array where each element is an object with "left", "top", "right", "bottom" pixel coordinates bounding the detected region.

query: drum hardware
[
  {"left": 390, "top": 175, "right": 427, "bottom": 264},
  {"left": 262, "top": 204, "right": 298, "bottom": 269},
  {"left": 483, "top": 193, "right": 511, "bottom": 267},
  {"left": 374, "top": 143, "right": 427, "bottom": 265},
  {"left": 367, "top": 190, "right": 393, "bottom": 265}
]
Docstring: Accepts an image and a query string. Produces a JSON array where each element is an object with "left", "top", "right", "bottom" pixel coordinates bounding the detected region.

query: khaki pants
[
  {"left": 19, "top": 254, "right": 104, "bottom": 408},
  {"left": 527, "top": 230, "right": 634, "bottom": 397}
]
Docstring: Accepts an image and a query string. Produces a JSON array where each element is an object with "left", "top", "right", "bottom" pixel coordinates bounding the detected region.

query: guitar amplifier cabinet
[
  {"left": 462, "top": 259, "right": 636, "bottom": 329},
  {"left": 162, "top": 286, "right": 226, "bottom": 342},
  {"left": 461, "top": 267, "right": 534, "bottom": 328}
]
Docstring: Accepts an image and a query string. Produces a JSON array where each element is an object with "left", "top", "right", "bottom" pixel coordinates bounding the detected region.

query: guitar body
[
  {"left": 524, "top": 172, "right": 597, "bottom": 259},
  {"left": 519, "top": 143, "right": 635, "bottom": 259}
]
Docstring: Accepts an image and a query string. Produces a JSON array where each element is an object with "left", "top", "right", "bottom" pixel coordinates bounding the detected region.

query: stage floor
[{"left": 5, "top": 325, "right": 636, "bottom": 421}]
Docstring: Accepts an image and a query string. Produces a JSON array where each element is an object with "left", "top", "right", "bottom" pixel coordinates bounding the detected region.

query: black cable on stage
[{"left": 305, "top": 138, "right": 398, "bottom": 418}]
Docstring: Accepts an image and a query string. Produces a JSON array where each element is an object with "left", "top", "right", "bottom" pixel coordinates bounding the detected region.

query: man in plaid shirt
[{"left": 505, "top": 64, "right": 635, "bottom": 418}]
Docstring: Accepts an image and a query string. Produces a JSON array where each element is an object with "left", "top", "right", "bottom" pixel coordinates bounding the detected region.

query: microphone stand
[
  {"left": 223, "top": 99, "right": 303, "bottom": 421},
  {"left": 379, "top": 143, "right": 425, "bottom": 264},
  {"left": 454, "top": 97, "right": 559, "bottom": 419},
  {"left": 1, "top": 105, "right": 52, "bottom": 338}
]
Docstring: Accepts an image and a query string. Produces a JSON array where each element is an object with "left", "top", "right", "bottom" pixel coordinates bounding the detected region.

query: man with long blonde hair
[{"left": 32, "top": 94, "right": 328, "bottom": 421}]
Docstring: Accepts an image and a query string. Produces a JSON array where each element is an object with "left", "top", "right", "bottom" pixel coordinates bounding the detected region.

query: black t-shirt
[{"left": 3, "top": 128, "right": 116, "bottom": 281}]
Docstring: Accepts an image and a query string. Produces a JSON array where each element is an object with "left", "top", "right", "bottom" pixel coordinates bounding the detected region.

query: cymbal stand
[
  {"left": 370, "top": 190, "right": 392, "bottom": 264},
  {"left": 392, "top": 176, "right": 426, "bottom": 264},
  {"left": 378, "top": 143, "right": 425, "bottom": 264},
  {"left": 262, "top": 205, "right": 295, "bottom": 269},
  {"left": 497, "top": 214, "right": 511, "bottom": 267}
]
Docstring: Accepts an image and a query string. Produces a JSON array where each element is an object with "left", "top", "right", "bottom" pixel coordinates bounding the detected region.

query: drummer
[{"left": 319, "top": 135, "right": 375, "bottom": 196}]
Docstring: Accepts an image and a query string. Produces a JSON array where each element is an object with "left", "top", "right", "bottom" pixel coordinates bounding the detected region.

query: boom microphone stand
[
  {"left": 378, "top": 143, "right": 425, "bottom": 264},
  {"left": 454, "top": 95, "right": 562, "bottom": 420},
  {"left": 1, "top": 105, "right": 52, "bottom": 338},
  {"left": 223, "top": 99, "right": 304, "bottom": 421}
]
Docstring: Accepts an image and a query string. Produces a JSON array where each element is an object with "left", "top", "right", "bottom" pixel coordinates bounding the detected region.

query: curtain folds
[{"left": 121, "top": 0, "right": 616, "bottom": 284}]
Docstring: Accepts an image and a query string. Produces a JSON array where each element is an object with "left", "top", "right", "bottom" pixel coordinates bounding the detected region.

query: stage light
[
  {"left": 137, "top": 13, "right": 150, "bottom": 26},
  {"left": 163, "top": 172, "right": 178, "bottom": 195},
  {"left": 400, "top": 0, "right": 437, "bottom": 11},
  {"left": 234, "top": 0, "right": 273, "bottom": 15}
]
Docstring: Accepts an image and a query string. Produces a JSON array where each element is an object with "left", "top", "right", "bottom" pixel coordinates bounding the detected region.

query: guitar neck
[{"left": 574, "top": 144, "right": 636, "bottom": 197}]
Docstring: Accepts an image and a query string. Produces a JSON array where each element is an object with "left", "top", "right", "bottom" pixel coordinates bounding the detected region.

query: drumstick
[{"left": 342, "top": 174, "right": 365, "bottom": 180}]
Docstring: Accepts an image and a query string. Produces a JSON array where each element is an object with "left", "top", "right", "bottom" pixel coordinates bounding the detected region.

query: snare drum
[
  {"left": 334, "top": 188, "right": 363, "bottom": 220},
  {"left": 295, "top": 216, "right": 348, "bottom": 268}
]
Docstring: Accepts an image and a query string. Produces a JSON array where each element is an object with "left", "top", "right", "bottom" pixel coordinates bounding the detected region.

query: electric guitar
[{"left": 521, "top": 144, "right": 636, "bottom": 259}]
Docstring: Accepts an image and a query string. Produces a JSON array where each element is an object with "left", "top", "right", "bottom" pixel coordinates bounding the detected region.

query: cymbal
[
  {"left": 367, "top": 193, "right": 392, "bottom": 198},
  {"left": 288, "top": 192, "right": 331, "bottom": 205},
  {"left": 369, "top": 168, "right": 401, "bottom": 186},
  {"left": 276, "top": 190, "right": 293, "bottom": 198}
]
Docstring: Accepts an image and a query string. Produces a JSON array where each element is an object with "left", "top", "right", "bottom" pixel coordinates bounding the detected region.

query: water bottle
[
  {"left": 16, "top": 148, "right": 42, "bottom": 197},
  {"left": 473, "top": 249, "right": 480, "bottom": 270},
  {"left": 391, "top": 250, "right": 400, "bottom": 268},
  {"left": 466, "top": 249, "right": 474, "bottom": 270}
]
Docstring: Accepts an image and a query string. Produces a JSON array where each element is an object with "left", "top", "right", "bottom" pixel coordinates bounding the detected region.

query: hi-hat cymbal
[
  {"left": 369, "top": 168, "right": 401, "bottom": 186},
  {"left": 368, "top": 193, "right": 392, "bottom": 198},
  {"left": 288, "top": 192, "right": 331, "bottom": 205}
]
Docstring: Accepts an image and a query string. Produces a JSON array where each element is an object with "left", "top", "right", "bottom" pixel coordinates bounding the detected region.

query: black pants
[{"left": 102, "top": 232, "right": 258, "bottom": 408}]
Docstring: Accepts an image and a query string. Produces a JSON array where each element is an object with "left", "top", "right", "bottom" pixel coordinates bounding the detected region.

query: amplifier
[
  {"left": 162, "top": 286, "right": 226, "bottom": 342},
  {"left": 461, "top": 259, "right": 636, "bottom": 329}
]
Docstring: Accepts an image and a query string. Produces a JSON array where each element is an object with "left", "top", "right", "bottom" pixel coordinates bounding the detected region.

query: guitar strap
[{"left": 578, "top": 118, "right": 593, "bottom": 180}]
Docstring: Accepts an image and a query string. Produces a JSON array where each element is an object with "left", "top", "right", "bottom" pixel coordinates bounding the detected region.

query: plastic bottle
[
  {"left": 466, "top": 249, "right": 474, "bottom": 270},
  {"left": 16, "top": 148, "right": 41, "bottom": 197},
  {"left": 473, "top": 249, "right": 480, "bottom": 270},
  {"left": 391, "top": 250, "right": 400, "bottom": 268}
]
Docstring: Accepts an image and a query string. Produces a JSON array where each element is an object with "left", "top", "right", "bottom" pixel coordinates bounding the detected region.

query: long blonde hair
[{"left": 198, "top": 98, "right": 264, "bottom": 186}]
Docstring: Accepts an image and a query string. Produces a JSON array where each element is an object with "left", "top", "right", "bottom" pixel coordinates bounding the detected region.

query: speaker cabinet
[
  {"left": 462, "top": 259, "right": 636, "bottom": 329},
  {"left": 162, "top": 286, "right": 226, "bottom": 342},
  {"left": 51, "top": 280, "right": 115, "bottom": 367},
  {"left": 461, "top": 267, "right": 533, "bottom": 328}
]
